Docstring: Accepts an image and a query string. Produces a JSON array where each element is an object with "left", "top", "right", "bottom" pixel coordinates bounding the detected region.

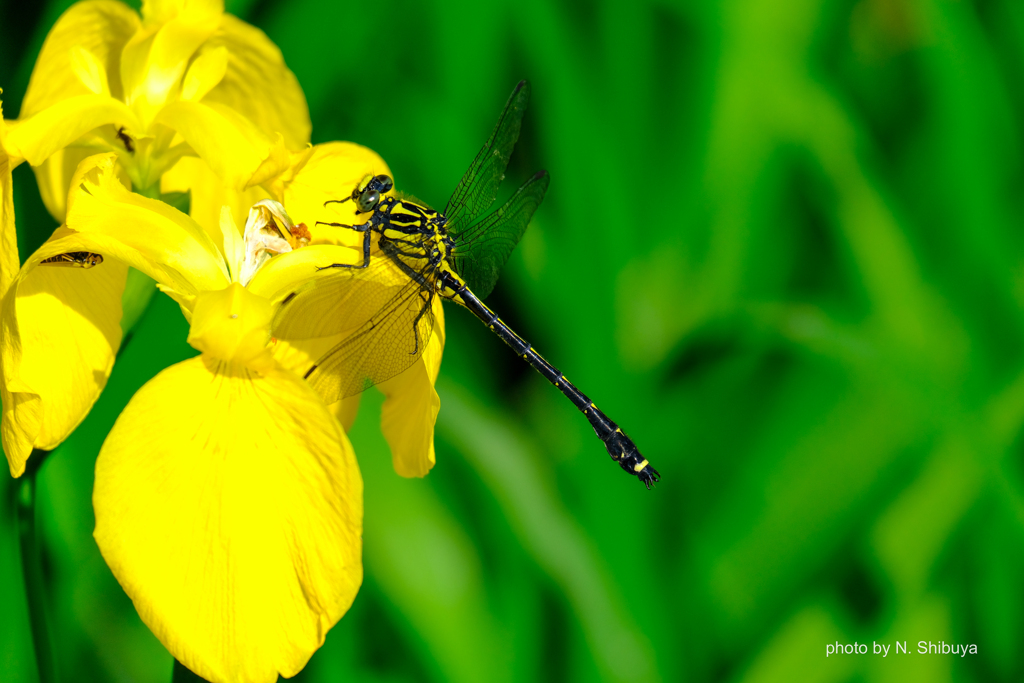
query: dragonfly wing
[
  {"left": 450, "top": 170, "right": 549, "bottom": 299},
  {"left": 444, "top": 81, "right": 532, "bottom": 233},
  {"left": 273, "top": 254, "right": 407, "bottom": 339},
  {"left": 273, "top": 256, "right": 437, "bottom": 403}
]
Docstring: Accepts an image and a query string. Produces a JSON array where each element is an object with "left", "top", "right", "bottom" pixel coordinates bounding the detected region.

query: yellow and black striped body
[
  {"left": 376, "top": 197, "right": 454, "bottom": 277},
  {"left": 337, "top": 194, "right": 454, "bottom": 283},
  {"left": 39, "top": 252, "right": 104, "bottom": 268}
]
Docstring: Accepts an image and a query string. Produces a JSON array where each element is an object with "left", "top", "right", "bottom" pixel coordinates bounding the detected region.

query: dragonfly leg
[
  {"left": 407, "top": 290, "right": 433, "bottom": 355},
  {"left": 314, "top": 224, "right": 372, "bottom": 270}
]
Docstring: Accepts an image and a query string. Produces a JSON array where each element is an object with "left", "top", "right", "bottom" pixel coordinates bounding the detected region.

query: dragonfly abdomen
[{"left": 447, "top": 274, "right": 660, "bottom": 488}]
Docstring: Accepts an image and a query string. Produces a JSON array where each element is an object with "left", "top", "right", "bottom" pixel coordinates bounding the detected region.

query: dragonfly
[{"left": 274, "top": 81, "right": 660, "bottom": 488}]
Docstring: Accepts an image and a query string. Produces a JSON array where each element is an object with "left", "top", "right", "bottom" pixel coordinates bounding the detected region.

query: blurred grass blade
[
  {"left": 436, "top": 379, "right": 658, "bottom": 683},
  {"left": 351, "top": 389, "right": 511, "bottom": 683}
]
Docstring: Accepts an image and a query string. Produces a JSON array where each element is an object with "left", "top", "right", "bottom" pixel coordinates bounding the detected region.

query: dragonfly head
[{"left": 352, "top": 174, "right": 394, "bottom": 213}]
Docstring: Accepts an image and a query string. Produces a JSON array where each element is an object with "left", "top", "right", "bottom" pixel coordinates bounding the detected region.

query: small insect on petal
[{"left": 39, "top": 252, "right": 104, "bottom": 268}]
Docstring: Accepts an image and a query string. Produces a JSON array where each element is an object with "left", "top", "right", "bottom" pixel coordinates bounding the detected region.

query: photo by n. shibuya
[{"left": 826, "top": 640, "right": 978, "bottom": 658}]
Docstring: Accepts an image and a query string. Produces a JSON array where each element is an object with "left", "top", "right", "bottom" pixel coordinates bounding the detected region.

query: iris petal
[
  {"left": 33, "top": 146, "right": 97, "bottom": 224},
  {"left": 271, "top": 142, "right": 390, "bottom": 242},
  {"left": 2, "top": 232, "right": 127, "bottom": 474},
  {"left": 155, "top": 101, "right": 288, "bottom": 190},
  {"left": 379, "top": 297, "right": 445, "bottom": 477},
  {"left": 18, "top": 0, "right": 139, "bottom": 118},
  {"left": 257, "top": 142, "right": 447, "bottom": 475},
  {"left": 200, "top": 14, "right": 310, "bottom": 150},
  {"left": 66, "top": 153, "right": 228, "bottom": 293},
  {"left": 121, "top": 1, "right": 219, "bottom": 124},
  {"left": 179, "top": 46, "right": 228, "bottom": 102},
  {"left": 161, "top": 156, "right": 269, "bottom": 252},
  {"left": 5, "top": 94, "right": 143, "bottom": 166},
  {"left": 0, "top": 116, "right": 16, "bottom": 297},
  {"left": 246, "top": 243, "right": 360, "bottom": 302},
  {"left": 187, "top": 284, "right": 271, "bottom": 364},
  {"left": 94, "top": 354, "right": 362, "bottom": 683},
  {"left": 0, "top": 117, "right": 37, "bottom": 476},
  {"left": 141, "top": 0, "right": 223, "bottom": 25}
]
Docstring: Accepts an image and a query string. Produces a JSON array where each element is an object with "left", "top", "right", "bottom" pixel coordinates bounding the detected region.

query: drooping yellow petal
[
  {"left": 94, "top": 354, "right": 362, "bottom": 683},
  {"left": 0, "top": 114, "right": 39, "bottom": 476},
  {"left": 5, "top": 94, "right": 143, "bottom": 167},
  {"left": 0, "top": 114, "right": 16, "bottom": 298},
  {"left": 187, "top": 284, "right": 271, "bottom": 364},
  {"left": 19, "top": 0, "right": 140, "bottom": 118},
  {"left": 329, "top": 395, "right": 362, "bottom": 434},
  {"left": 67, "top": 153, "right": 228, "bottom": 294},
  {"left": 2, "top": 232, "right": 127, "bottom": 474},
  {"left": 198, "top": 14, "right": 310, "bottom": 150},
  {"left": 378, "top": 296, "right": 445, "bottom": 477},
  {"left": 256, "top": 235, "right": 446, "bottom": 477}
]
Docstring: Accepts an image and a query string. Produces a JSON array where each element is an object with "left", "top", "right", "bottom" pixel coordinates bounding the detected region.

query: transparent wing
[
  {"left": 273, "top": 255, "right": 437, "bottom": 403},
  {"left": 444, "top": 81, "right": 532, "bottom": 233},
  {"left": 450, "top": 170, "right": 549, "bottom": 299}
]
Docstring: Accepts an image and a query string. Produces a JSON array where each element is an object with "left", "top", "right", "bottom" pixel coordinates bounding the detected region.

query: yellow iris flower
[
  {"left": 0, "top": 0, "right": 311, "bottom": 474},
  {"left": 1, "top": 2, "right": 446, "bottom": 677},
  {"left": 3, "top": 147, "right": 443, "bottom": 681},
  {"left": 4, "top": 0, "right": 307, "bottom": 210}
]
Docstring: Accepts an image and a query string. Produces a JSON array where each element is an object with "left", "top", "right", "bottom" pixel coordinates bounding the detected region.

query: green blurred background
[{"left": 4, "top": 0, "right": 1024, "bottom": 681}]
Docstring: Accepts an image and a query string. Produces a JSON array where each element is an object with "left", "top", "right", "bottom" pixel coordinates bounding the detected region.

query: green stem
[
  {"left": 172, "top": 659, "right": 210, "bottom": 682},
  {"left": 17, "top": 449, "right": 57, "bottom": 683}
]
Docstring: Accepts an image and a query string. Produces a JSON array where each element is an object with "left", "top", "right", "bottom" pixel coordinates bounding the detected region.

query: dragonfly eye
[
  {"left": 375, "top": 175, "right": 394, "bottom": 193},
  {"left": 357, "top": 189, "right": 381, "bottom": 212}
]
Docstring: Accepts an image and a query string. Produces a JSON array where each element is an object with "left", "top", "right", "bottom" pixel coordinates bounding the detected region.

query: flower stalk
[{"left": 17, "top": 450, "right": 56, "bottom": 683}]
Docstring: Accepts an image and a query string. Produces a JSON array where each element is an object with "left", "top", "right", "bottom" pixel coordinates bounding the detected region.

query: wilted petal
[{"left": 94, "top": 354, "right": 362, "bottom": 683}]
